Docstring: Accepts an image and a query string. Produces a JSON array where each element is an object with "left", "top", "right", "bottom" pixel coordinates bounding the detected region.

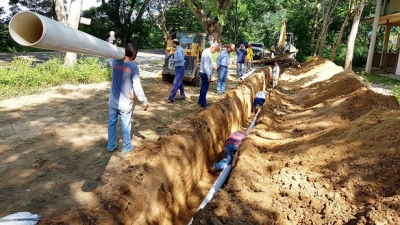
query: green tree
[
  {"left": 345, "top": 0, "right": 367, "bottom": 71},
  {"left": 9, "top": 0, "right": 58, "bottom": 19},
  {"left": 0, "top": 6, "right": 12, "bottom": 52},
  {"left": 220, "top": 0, "right": 278, "bottom": 46},
  {"left": 165, "top": 6, "right": 204, "bottom": 37},
  {"left": 98, "top": 0, "right": 151, "bottom": 46},
  {"left": 80, "top": 7, "right": 114, "bottom": 42},
  {"left": 183, "top": 0, "right": 233, "bottom": 42}
]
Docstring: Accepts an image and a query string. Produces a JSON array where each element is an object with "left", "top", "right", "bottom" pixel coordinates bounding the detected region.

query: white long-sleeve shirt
[
  {"left": 199, "top": 48, "right": 213, "bottom": 78},
  {"left": 255, "top": 91, "right": 266, "bottom": 99},
  {"left": 273, "top": 65, "right": 280, "bottom": 80}
]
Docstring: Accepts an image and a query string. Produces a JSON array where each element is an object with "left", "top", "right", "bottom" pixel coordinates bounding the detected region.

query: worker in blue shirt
[
  {"left": 236, "top": 44, "right": 247, "bottom": 77},
  {"left": 107, "top": 43, "right": 149, "bottom": 154},
  {"left": 216, "top": 43, "right": 235, "bottom": 95},
  {"left": 166, "top": 39, "right": 186, "bottom": 103}
]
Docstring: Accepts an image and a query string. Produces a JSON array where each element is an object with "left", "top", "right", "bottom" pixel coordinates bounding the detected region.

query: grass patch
[
  {"left": 357, "top": 71, "right": 400, "bottom": 85},
  {"left": 0, "top": 56, "right": 111, "bottom": 99},
  {"left": 393, "top": 85, "right": 400, "bottom": 100},
  {"left": 153, "top": 113, "right": 174, "bottom": 125},
  {"left": 356, "top": 71, "right": 400, "bottom": 102}
]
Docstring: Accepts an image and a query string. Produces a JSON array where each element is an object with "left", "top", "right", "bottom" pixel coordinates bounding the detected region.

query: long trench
[
  {"left": 44, "top": 66, "right": 273, "bottom": 225},
  {"left": 115, "top": 66, "right": 272, "bottom": 224}
]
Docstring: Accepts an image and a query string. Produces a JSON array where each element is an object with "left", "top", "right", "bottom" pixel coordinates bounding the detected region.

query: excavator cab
[{"left": 162, "top": 31, "right": 207, "bottom": 86}]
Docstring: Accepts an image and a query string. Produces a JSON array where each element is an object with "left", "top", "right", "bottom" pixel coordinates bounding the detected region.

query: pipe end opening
[{"left": 9, "top": 12, "right": 44, "bottom": 46}]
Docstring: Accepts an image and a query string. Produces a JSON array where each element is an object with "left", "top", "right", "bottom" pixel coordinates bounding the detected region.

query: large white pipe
[
  {"left": 245, "top": 106, "right": 262, "bottom": 135},
  {"left": 239, "top": 68, "right": 257, "bottom": 81},
  {"left": 188, "top": 107, "right": 262, "bottom": 225},
  {"left": 9, "top": 11, "right": 125, "bottom": 59},
  {"left": 188, "top": 165, "right": 232, "bottom": 225}
]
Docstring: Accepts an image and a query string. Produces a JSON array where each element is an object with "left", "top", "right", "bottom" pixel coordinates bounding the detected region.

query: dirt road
[{"left": 0, "top": 49, "right": 166, "bottom": 64}]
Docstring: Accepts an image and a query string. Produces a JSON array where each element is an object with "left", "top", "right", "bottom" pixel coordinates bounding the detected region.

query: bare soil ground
[
  {"left": 0, "top": 51, "right": 242, "bottom": 223},
  {"left": 1, "top": 55, "right": 400, "bottom": 225}
]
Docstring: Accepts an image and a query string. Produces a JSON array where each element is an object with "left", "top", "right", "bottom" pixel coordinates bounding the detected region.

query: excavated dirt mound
[{"left": 191, "top": 57, "right": 400, "bottom": 224}]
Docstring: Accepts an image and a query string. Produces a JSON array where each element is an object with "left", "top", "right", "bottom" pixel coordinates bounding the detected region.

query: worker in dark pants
[
  {"left": 209, "top": 131, "right": 247, "bottom": 174},
  {"left": 252, "top": 91, "right": 267, "bottom": 113},
  {"left": 166, "top": 39, "right": 186, "bottom": 103},
  {"left": 198, "top": 42, "right": 219, "bottom": 108}
]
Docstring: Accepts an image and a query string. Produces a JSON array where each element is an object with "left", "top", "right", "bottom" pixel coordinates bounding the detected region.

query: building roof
[{"left": 363, "top": 11, "right": 400, "bottom": 26}]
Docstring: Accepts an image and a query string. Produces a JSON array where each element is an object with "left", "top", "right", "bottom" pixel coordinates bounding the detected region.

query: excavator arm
[{"left": 277, "top": 19, "right": 287, "bottom": 49}]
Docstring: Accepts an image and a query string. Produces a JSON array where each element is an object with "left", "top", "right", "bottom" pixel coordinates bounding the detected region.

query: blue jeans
[
  {"left": 198, "top": 72, "right": 210, "bottom": 107},
  {"left": 107, "top": 106, "right": 134, "bottom": 153},
  {"left": 168, "top": 66, "right": 185, "bottom": 100},
  {"left": 253, "top": 98, "right": 265, "bottom": 107},
  {"left": 237, "top": 63, "right": 245, "bottom": 77},
  {"left": 216, "top": 66, "right": 228, "bottom": 94},
  {"left": 212, "top": 143, "right": 238, "bottom": 171}
]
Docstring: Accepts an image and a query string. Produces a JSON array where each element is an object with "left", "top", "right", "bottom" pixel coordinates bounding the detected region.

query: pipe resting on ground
[{"left": 239, "top": 68, "right": 258, "bottom": 81}]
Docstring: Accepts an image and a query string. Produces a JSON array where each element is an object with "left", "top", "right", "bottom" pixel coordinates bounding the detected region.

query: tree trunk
[
  {"left": 148, "top": 0, "right": 171, "bottom": 42},
  {"left": 161, "top": 0, "right": 170, "bottom": 41},
  {"left": 317, "top": 0, "right": 340, "bottom": 56},
  {"left": 184, "top": 0, "right": 232, "bottom": 46},
  {"left": 310, "top": 0, "right": 322, "bottom": 51},
  {"left": 53, "top": 0, "right": 66, "bottom": 24},
  {"left": 64, "top": 0, "right": 83, "bottom": 66},
  {"left": 330, "top": 10, "right": 352, "bottom": 61},
  {"left": 344, "top": 0, "right": 366, "bottom": 71}
]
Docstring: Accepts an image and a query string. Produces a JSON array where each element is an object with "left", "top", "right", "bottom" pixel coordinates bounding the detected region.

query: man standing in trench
[
  {"left": 209, "top": 131, "right": 247, "bottom": 174},
  {"left": 166, "top": 39, "right": 186, "bottom": 103},
  {"left": 107, "top": 43, "right": 149, "bottom": 154},
  {"left": 198, "top": 42, "right": 219, "bottom": 108},
  {"left": 272, "top": 61, "right": 280, "bottom": 89}
]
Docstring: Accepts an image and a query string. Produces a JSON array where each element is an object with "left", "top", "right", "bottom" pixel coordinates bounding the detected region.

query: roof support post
[{"left": 365, "top": 0, "right": 382, "bottom": 73}]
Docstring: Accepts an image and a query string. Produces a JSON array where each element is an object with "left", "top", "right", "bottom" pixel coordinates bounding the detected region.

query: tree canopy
[{"left": 0, "top": 0, "right": 383, "bottom": 67}]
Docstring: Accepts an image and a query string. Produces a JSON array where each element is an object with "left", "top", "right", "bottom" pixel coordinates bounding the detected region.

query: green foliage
[
  {"left": 80, "top": 1, "right": 166, "bottom": 49},
  {"left": 130, "top": 20, "right": 164, "bottom": 49},
  {"left": 166, "top": 7, "right": 205, "bottom": 37},
  {"left": 8, "top": 0, "right": 57, "bottom": 19},
  {"left": 0, "top": 22, "right": 28, "bottom": 52},
  {"left": 0, "top": 0, "right": 386, "bottom": 71},
  {"left": 393, "top": 85, "right": 400, "bottom": 101},
  {"left": 327, "top": 40, "right": 369, "bottom": 68},
  {"left": 95, "top": 0, "right": 150, "bottom": 46},
  {"left": 357, "top": 71, "right": 400, "bottom": 86},
  {"left": 80, "top": 7, "right": 115, "bottom": 43},
  {"left": 222, "top": 0, "right": 277, "bottom": 45},
  {"left": 330, "top": 43, "right": 347, "bottom": 66},
  {"left": 0, "top": 56, "right": 110, "bottom": 99}
]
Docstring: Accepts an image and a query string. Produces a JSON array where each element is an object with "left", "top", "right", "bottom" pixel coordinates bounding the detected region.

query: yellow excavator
[
  {"left": 270, "top": 20, "right": 297, "bottom": 59},
  {"left": 162, "top": 31, "right": 207, "bottom": 86}
]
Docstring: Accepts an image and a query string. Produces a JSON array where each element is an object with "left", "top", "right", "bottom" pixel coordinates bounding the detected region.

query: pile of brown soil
[{"left": 191, "top": 57, "right": 400, "bottom": 224}]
